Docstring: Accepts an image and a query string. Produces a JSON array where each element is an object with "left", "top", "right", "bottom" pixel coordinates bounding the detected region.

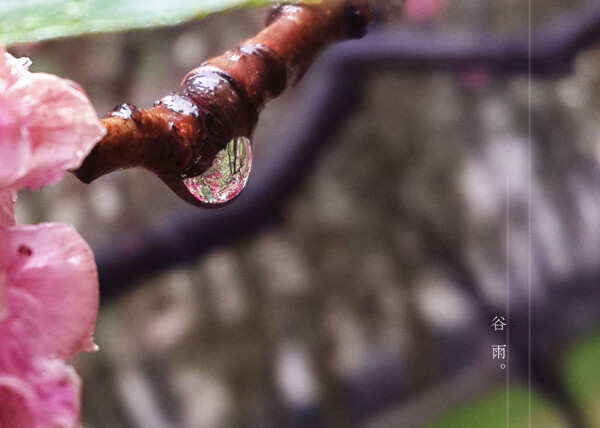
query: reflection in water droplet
[{"left": 183, "top": 137, "right": 252, "bottom": 204}]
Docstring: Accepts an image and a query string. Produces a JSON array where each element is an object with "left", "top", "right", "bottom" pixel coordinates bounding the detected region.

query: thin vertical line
[
  {"left": 506, "top": 176, "right": 510, "bottom": 428},
  {"left": 527, "top": 0, "right": 533, "bottom": 426}
]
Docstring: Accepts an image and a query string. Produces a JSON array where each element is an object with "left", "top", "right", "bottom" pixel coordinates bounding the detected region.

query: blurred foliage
[
  {"left": 430, "top": 387, "right": 567, "bottom": 428},
  {"left": 566, "top": 333, "right": 600, "bottom": 427},
  {"left": 432, "top": 331, "right": 600, "bottom": 427},
  {"left": 0, "top": 0, "right": 281, "bottom": 46}
]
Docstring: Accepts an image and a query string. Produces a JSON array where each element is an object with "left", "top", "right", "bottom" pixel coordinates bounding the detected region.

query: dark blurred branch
[{"left": 338, "top": 1, "right": 600, "bottom": 75}]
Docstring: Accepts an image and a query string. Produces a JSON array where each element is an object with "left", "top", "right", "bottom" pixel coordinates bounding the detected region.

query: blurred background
[{"left": 9, "top": 0, "right": 600, "bottom": 426}]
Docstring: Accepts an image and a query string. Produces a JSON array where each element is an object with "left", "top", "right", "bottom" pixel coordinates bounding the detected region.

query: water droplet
[
  {"left": 183, "top": 137, "right": 252, "bottom": 204},
  {"left": 158, "top": 93, "right": 199, "bottom": 117},
  {"left": 110, "top": 103, "right": 138, "bottom": 120},
  {"left": 185, "top": 67, "right": 231, "bottom": 97}
]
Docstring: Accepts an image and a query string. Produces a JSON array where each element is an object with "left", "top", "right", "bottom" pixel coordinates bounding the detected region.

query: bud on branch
[{"left": 74, "top": 1, "right": 372, "bottom": 206}]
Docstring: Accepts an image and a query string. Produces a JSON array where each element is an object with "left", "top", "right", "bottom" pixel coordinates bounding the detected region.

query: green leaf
[{"left": 0, "top": 0, "right": 281, "bottom": 46}]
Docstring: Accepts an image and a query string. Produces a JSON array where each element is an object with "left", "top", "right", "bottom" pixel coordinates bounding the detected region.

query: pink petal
[
  {"left": 0, "top": 51, "right": 30, "bottom": 88},
  {"left": 0, "top": 375, "right": 35, "bottom": 428},
  {"left": 4, "top": 223, "right": 99, "bottom": 360},
  {"left": 0, "top": 272, "right": 5, "bottom": 331},
  {"left": 0, "top": 190, "right": 16, "bottom": 228},
  {"left": 29, "top": 358, "right": 81, "bottom": 428},
  {"left": 0, "top": 286, "right": 43, "bottom": 374},
  {"left": 0, "top": 95, "right": 30, "bottom": 190},
  {"left": 0, "top": 359, "right": 81, "bottom": 428},
  {"left": 0, "top": 260, "right": 84, "bottom": 427},
  {"left": 6, "top": 73, "right": 105, "bottom": 190}
]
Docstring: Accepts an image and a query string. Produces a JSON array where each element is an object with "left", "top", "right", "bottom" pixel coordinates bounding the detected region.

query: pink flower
[
  {"left": 0, "top": 47, "right": 104, "bottom": 427},
  {"left": 0, "top": 50, "right": 104, "bottom": 191},
  {"left": 404, "top": 0, "right": 447, "bottom": 22}
]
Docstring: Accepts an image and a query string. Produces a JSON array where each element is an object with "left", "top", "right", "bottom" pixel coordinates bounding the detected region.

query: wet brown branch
[{"left": 74, "top": 0, "right": 372, "bottom": 205}]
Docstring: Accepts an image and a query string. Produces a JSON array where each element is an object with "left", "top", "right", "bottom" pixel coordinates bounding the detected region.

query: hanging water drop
[{"left": 183, "top": 136, "right": 252, "bottom": 204}]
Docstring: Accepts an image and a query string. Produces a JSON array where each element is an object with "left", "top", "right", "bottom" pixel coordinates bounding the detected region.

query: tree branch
[
  {"left": 74, "top": 1, "right": 372, "bottom": 206},
  {"left": 93, "top": 0, "right": 600, "bottom": 302}
]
